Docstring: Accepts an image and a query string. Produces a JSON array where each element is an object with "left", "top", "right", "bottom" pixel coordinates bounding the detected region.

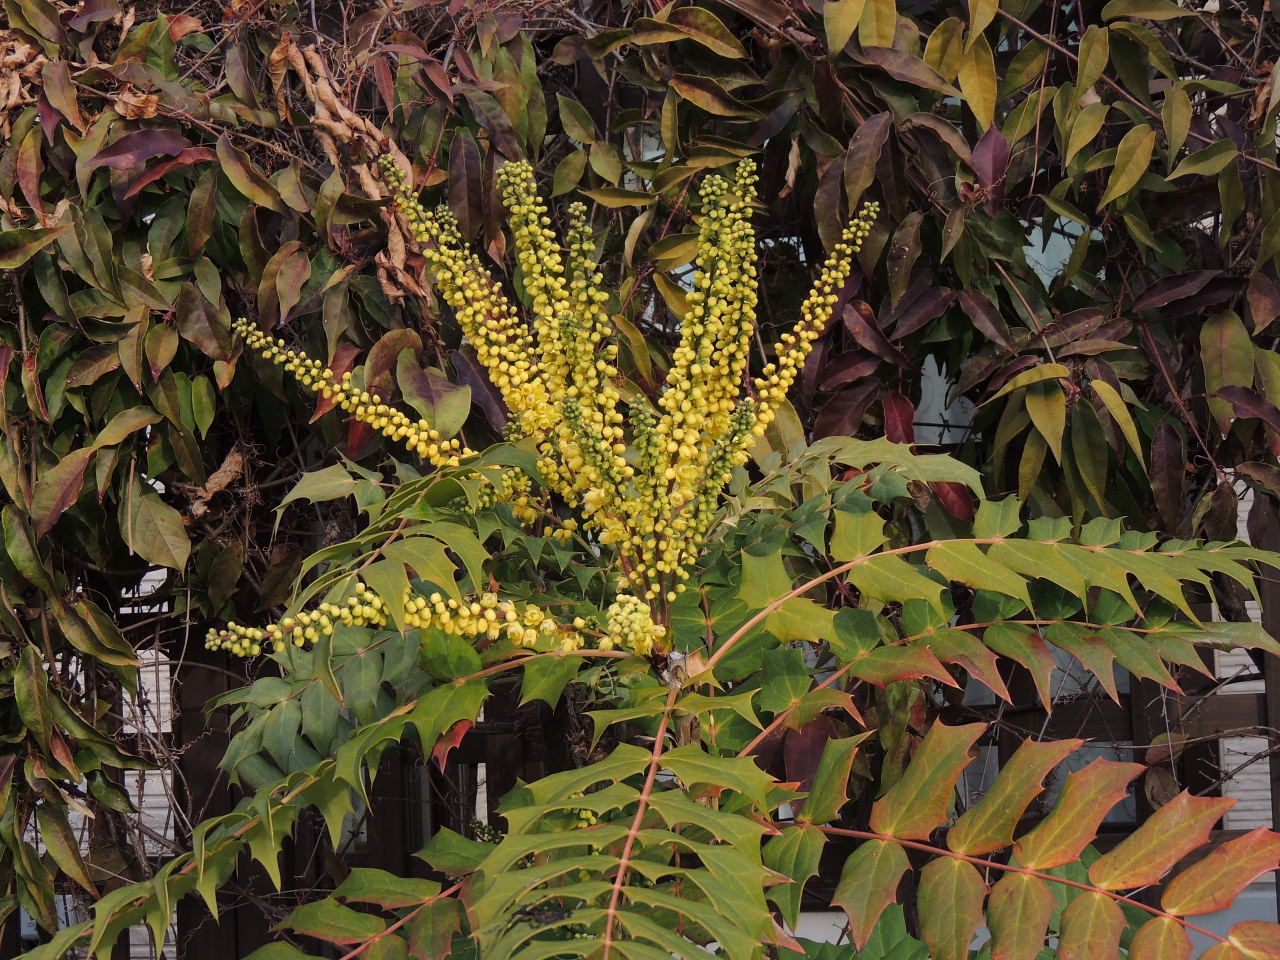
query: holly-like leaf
[
  {"left": 949, "top": 738, "right": 1081, "bottom": 856},
  {"left": 333, "top": 868, "right": 441, "bottom": 909},
  {"left": 917, "top": 858, "right": 985, "bottom": 960},
  {"left": 1162, "top": 827, "right": 1280, "bottom": 916},
  {"left": 279, "top": 898, "right": 385, "bottom": 945},
  {"left": 831, "top": 840, "right": 910, "bottom": 949},
  {"left": 1015, "top": 758, "right": 1144, "bottom": 870},
  {"left": 762, "top": 826, "right": 826, "bottom": 928},
  {"left": 798, "top": 732, "right": 870, "bottom": 824},
  {"left": 1058, "top": 890, "right": 1125, "bottom": 960},
  {"left": 1129, "top": 916, "right": 1192, "bottom": 960},
  {"left": 986, "top": 873, "right": 1055, "bottom": 960},
  {"left": 870, "top": 721, "right": 984, "bottom": 840},
  {"left": 1089, "top": 792, "right": 1234, "bottom": 889}
]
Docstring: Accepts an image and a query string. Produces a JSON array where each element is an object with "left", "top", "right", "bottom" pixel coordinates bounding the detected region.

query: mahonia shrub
[{"left": 26, "top": 160, "right": 1280, "bottom": 960}]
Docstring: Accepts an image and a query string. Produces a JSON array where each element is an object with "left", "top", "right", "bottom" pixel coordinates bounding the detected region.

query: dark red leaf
[
  {"left": 1041, "top": 308, "right": 1107, "bottom": 347},
  {"left": 986, "top": 355, "right": 1041, "bottom": 395},
  {"left": 123, "top": 146, "right": 216, "bottom": 198},
  {"left": 1215, "top": 385, "right": 1280, "bottom": 436},
  {"left": 1161, "top": 276, "right": 1244, "bottom": 320},
  {"left": 934, "top": 482, "right": 976, "bottom": 522},
  {"left": 1132, "top": 270, "right": 1219, "bottom": 313},
  {"left": 819, "top": 351, "right": 881, "bottom": 391},
  {"left": 814, "top": 380, "right": 880, "bottom": 438},
  {"left": 86, "top": 128, "right": 188, "bottom": 172},
  {"left": 448, "top": 129, "right": 483, "bottom": 238},
  {"left": 883, "top": 391, "right": 916, "bottom": 444},
  {"left": 1150, "top": 423, "right": 1184, "bottom": 532},
  {"left": 890, "top": 285, "right": 955, "bottom": 339},
  {"left": 957, "top": 290, "right": 1015, "bottom": 350},
  {"left": 844, "top": 302, "right": 910, "bottom": 367},
  {"left": 971, "top": 126, "right": 1009, "bottom": 214},
  {"left": 451, "top": 349, "right": 508, "bottom": 431}
]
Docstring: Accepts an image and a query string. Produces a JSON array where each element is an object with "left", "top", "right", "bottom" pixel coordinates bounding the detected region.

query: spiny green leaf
[
  {"left": 831, "top": 840, "right": 910, "bottom": 949},
  {"left": 870, "top": 721, "right": 984, "bottom": 840}
]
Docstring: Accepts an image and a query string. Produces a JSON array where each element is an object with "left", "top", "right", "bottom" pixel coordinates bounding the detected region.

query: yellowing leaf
[
  {"left": 924, "top": 17, "right": 965, "bottom": 81},
  {"left": 1025, "top": 379, "right": 1067, "bottom": 463},
  {"left": 957, "top": 33, "right": 997, "bottom": 130},
  {"left": 988, "top": 874, "right": 1055, "bottom": 960},
  {"left": 1129, "top": 917, "right": 1192, "bottom": 960},
  {"left": 1076, "top": 25, "right": 1110, "bottom": 92},
  {"left": 1090, "top": 379, "right": 1145, "bottom": 471},
  {"left": 1201, "top": 310, "right": 1254, "bottom": 435},
  {"left": 858, "top": 0, "right": 898, "bottom": 48},
  {"left": 1058, "top": 891, "right": 1126, "bottom": 960},
  {"left": 1168, "top": 139, "right": 1238, "bottom": 179},
  {"left": 1163, "top": 827, "right": 1280, "bottom": 916},
  {"left": 1015, "top": 758, "right": 1144, "bottom": 869},
  {"left": 824, "top": 0, "right": 867, "bottom": 53},
  {"left": 1098, "top": 123, "right": 1156, "bottom": 206},
  {"left": 949, "top": 737, "right": 1080, "bottom": 855},
  {"left": 1102, "top": 0, "right": 1196, "bottom": 20},
  {"left": 1090, "top": 792, "right": 1235, "bottom": 890},
  {"left": 918, "top": 858, "right": 986, "bottom": 960},
  {"left": 1065, "top": 102, "right": 1110, "bottom": 165}
]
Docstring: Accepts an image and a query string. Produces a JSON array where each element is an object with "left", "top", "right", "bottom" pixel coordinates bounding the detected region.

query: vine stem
[
  {"left": 600, "top": 683, "right": 680, "bottom": 959},
  {"left": 335, "top": 881, "right": 463, "bottom": 960},
  {"left": 814, "top": 824, "right": 1227, "bottom": 944}
]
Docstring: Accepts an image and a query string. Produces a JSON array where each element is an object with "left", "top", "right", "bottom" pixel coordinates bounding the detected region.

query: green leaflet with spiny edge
[
  {"left": 948, "top": 737, "right": 1081, "bottom": 856},
  {"left": 870, "top": 721, "right": 984, "bottom": 840},
  {"left": 831, "top": 839, "right": 910, "bottom": 950}
]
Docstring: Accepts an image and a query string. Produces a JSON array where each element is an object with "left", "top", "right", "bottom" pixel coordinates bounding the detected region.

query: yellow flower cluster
[
  {"left": 231, "top": 318, "right": 471, "bottom": 470},
  {"left": 206, "top": 581, "right": 592, "bottom": 656},
  {"left": 376, "top": 155, "right": 877, "bottom": 629},
  {"left": 598, "top": 594, "right": 665, "bottom": 657}
]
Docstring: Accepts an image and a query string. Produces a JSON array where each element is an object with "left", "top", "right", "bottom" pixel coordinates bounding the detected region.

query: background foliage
[{"left": 5, "top": 0, "right": 1280, "bottom": 956}]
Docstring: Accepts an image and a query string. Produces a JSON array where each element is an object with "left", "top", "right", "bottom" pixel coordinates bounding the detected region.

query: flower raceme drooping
[{"left": 218, "top": 158, "right": 875, "bottom": 659}]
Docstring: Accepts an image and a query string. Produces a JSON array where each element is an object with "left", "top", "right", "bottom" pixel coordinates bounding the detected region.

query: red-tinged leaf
[
  {"left": 1201, "top": 944, "right": 1251, "bottom": 960},
  {"left": 1150, "top": 422, "right": 1184, "bottom": 531},
  {"left": 432, "top": 719, "right": 472, "bottom": 768},
  {"left": 365, "top": 329, "right": 423, "bottom": 399},
  {"left": 32, "top": 448, "right": 95, "bottom": 536},
  {"left": 1216, "top": 385, "right": 1280, "bottom": 436},
  {"left": 972, "top": 125, "right": 1009, "bottom": 214},
  {"left": 918, "top": 858, "right": 986, "bottom": 960},
  {"left": 123, "top": 146, "right": 217, "bottom": 198},
  {"left": 333, "top": 868, "right": 440, "bottom": 910},
  {"left": 1089, "top": 792, "right": 1234, "bottom": 890},
  {"left": 797, "top": 732, "right": 871, "bottom": 824},
  {"left": 981, "top": 623, "right": 1057, "bottom": 707},
  {"left": 932, "top": 481, "right": 976, "bottom": 521},
  {"left": 448, "top": 129, "right": 483, "bottom": 238},
  {"left": 814, "top": 379, "right": 880, "bottom": 438},
  {"left": 949, "top": 738, "right": 1081, "bottom": 855},
  {"left": 1248, "top": 274, "right": 1280, "bottom": 336},
  {"left": 1130, "top": 916, "right": 1191, "bottom": 960},
  {"left": 1042, "top": 307, "right": 1107, "bottom": 347},
  {"left": 16, "top": 126, "right": 43, "bottom": 215},
  {"left": 919, "top": 628, "right": 1010, "bottom": 701},
  {"left": 1133, "top": 269, "right": 1220, "bottom": 312},
  {"left": 890, "top": 285, "right": 955, "bottom": 338},
  {"left": 849, "top": 645, "right": 958, "bottom": 688},
  {"left": 279, "top": 898, "right": 385, "bottom": 944},
  {"left": 1058, "top": 890, "right": 1125, "bottom": 960},
  {"left": 958, "top": 289, "right": 1015, "bottom": 350},
  {"left": 844, "top": 112, "right": 892, "bottom": 209},
  {"left": 819, "top": 351, "right": 880, "bottom": 391},
  {"left": 312, "top": 344, "right": 361, "bottom": 423},
  {"left": 1044, "top": 623, "right": 1119, "bottom": 702},
  {"left": 42, "top": 60, "right": 83, "bottom": 131},
  {"left": 871, "top": 721, "right": 984, "bottom": 840},
  {"left": 347, "top": 418, "right": 376, "bottom": 460},
  {"left": 987, "top": 873, "right": 1054, "bottom": 960},
  {"left": 1230, "top": 920, "right": 1280, "bottom": 959},
  {"left": 86, "top": 128, "right": 187, "bottom": 171},
  {"left": 0, "top": 225, "right": 68, "bottom": 269},
  {"left": 1015, "top": 759, "right": 1144, "bottom": 870},
  {"left": 830, "top": 840, "right": 909, "bottom": 949},
  {"left": 844, "top": 302, "right": 910, "bottom": 367},
  {"left": 1163, "top": 827, "right": 1280, "bottom": 916},
  {"left": 855, "top": 46, "right": 958, "bottom": 94},
  {"left": 883, "top": 391, "right": 915, "bottom": 443}
]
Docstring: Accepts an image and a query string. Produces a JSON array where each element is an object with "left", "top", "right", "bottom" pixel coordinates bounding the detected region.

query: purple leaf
[
  {"left": 957, "top": 290, "right": 1015, "bottom": 351},
  {"left": 86, "top": 128, "right": 187, "bottom": 172},
  {"left": 1132, "top": 270, "right": 1220, "bottom": 312},
  {"left": 844, "top": 302, "right": 910, "bottom": 368}
]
